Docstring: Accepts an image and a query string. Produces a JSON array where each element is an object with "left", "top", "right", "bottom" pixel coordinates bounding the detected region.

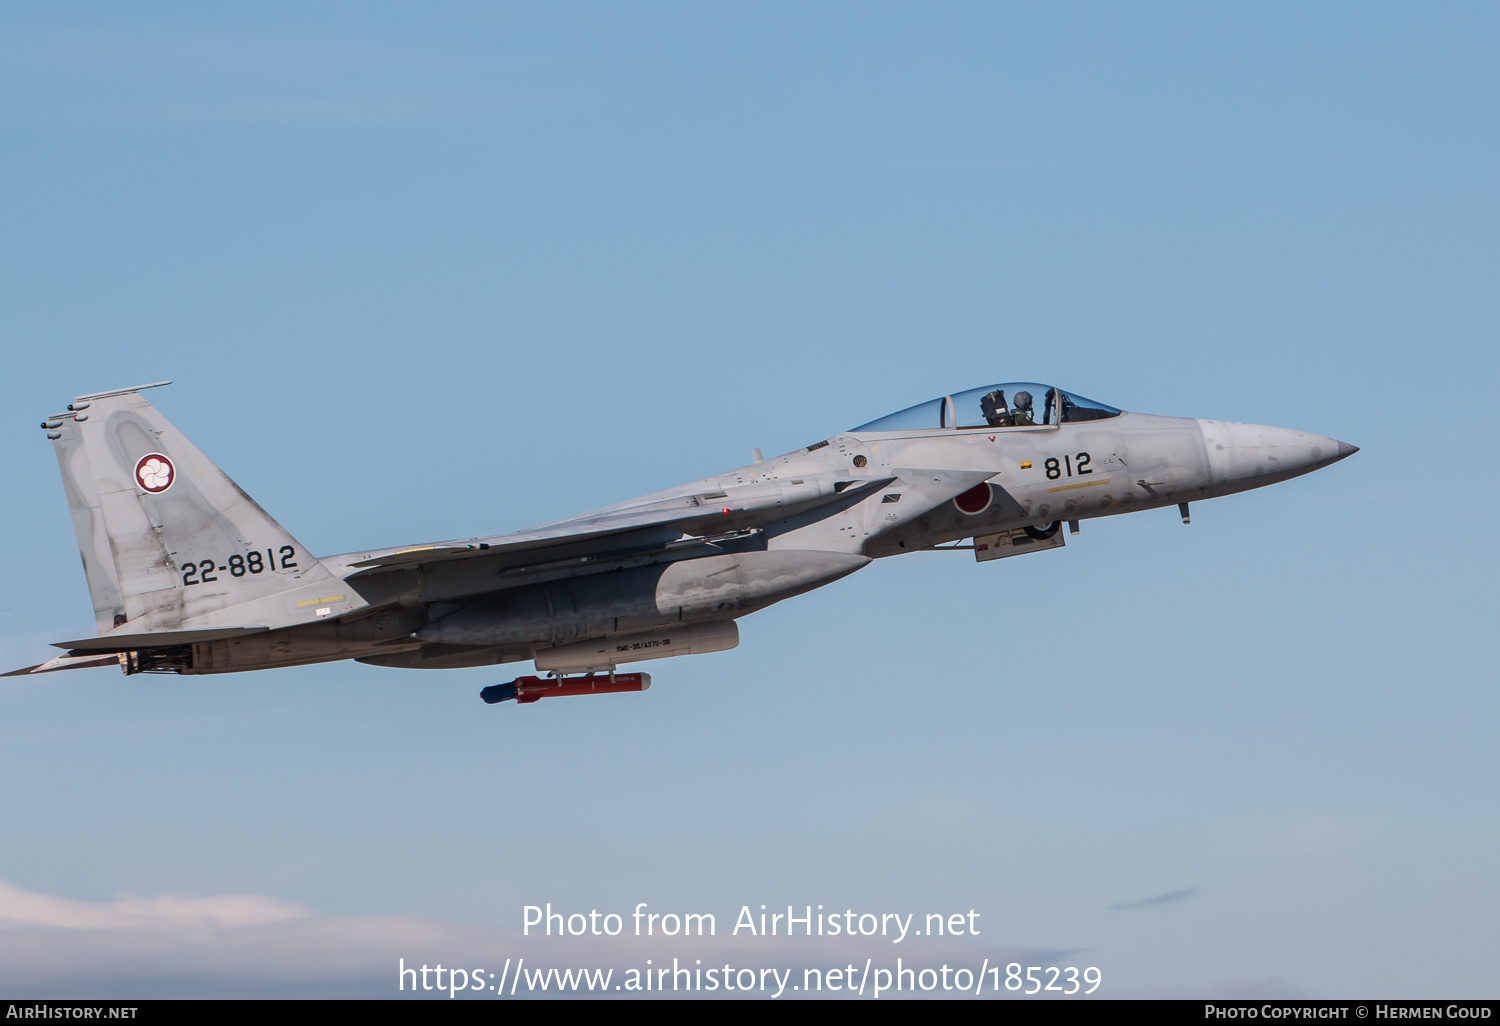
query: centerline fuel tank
[{"left": 414, "top": 550, "right": 868, "bottom": 649}]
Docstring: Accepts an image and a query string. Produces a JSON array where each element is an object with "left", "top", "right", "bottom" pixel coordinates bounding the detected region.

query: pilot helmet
[{"left": 1013, "top": 390, "right": 1033, "bottom": 411}]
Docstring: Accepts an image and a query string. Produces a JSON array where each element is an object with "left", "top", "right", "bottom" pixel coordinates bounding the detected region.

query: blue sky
[{"left": 0, "top": 2, "right": 1495, "bottom": 998}]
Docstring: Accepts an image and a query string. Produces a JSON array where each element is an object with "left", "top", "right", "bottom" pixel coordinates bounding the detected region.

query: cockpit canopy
[{"left": 851, "top": 383, "right": 1121, "bottom": 432}]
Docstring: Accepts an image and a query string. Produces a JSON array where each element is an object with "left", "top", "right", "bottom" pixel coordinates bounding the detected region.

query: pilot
[
  {"left": 1011, "top": 391, "right": 1035, "bottom": 426},
  {"left": 980, "top": 389, "right": 1013, "bottom": 427}
]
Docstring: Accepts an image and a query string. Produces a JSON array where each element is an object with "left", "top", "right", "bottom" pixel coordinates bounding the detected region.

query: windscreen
[{"left": 1057, "top": 390, "right": 1122, "bottom": 422}]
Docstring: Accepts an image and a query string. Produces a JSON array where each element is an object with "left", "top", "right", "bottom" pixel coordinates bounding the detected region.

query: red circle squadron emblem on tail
[{"left": 134, "top": 453, "right": 175, "bottom": 493}]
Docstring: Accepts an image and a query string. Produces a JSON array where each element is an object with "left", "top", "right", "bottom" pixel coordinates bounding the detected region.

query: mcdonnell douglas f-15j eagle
[{"left": 10, "top": 381, "right": 1355, "bottom": 705}]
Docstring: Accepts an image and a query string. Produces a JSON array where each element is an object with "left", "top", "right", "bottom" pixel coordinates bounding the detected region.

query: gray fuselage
[{"left": 25, "top": 382, "right": 1353, "bottom": 680}]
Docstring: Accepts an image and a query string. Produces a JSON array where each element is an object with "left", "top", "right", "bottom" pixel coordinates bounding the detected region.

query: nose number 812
[{"left": 1045, "top": 453, "right": 1092, "bottom": 480}]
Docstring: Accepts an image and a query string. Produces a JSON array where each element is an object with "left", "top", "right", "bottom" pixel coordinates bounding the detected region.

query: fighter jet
[{"left": 8, "top": 381, "right": 1355, "bottom": 704}]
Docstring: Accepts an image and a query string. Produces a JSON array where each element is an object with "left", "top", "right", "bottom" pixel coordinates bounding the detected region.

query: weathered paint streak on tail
[{"left": 50, "top": 413, "right": 125, "bottom": 634}]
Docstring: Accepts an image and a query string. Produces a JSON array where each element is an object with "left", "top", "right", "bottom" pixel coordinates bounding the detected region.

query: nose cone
[{"left": 1198, "top": 420, "right": 1356, "bottom": 494}]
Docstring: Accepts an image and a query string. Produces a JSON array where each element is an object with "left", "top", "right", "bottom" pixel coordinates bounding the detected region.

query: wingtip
[{"left": 72, "top": 380, "right": 173, "bottom": 402}]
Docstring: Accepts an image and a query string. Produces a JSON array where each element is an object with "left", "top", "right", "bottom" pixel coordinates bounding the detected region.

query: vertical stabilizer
[{"left": 46, "top": 384, "right": 334, "bottom": 633}]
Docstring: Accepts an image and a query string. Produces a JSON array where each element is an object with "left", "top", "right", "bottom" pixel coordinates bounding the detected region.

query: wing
[{"left": 341, "top": 472, "right": 897, "bottom": 575}]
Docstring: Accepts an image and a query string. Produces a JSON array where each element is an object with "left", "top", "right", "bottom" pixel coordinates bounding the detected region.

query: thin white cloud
[{"left": 0, "top": 877, "right": 309, "bottom": 931}]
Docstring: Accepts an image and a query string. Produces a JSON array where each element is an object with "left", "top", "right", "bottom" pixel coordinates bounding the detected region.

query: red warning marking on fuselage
[{"left": 953, "top": 483, "right": 993, "bottom": 515}]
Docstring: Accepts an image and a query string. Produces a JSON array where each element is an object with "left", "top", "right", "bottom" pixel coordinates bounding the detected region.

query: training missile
[{"left": 480, "top": 672, "right": 652, "bottom": 706}]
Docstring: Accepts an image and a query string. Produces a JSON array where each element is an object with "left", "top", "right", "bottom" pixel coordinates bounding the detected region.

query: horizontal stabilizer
[
  {"left": 2, "top": 653, "right": 123, "bottom": 677},
  {"left": 54, "top": 626, "right": 269, "bottom": 654}
]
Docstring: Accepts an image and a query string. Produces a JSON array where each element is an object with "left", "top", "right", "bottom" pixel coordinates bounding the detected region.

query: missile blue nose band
[{"left": 480, "top": 682, "right": 517, "bottom": 704}]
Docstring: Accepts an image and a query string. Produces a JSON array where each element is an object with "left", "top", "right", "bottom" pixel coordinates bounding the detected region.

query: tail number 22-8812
[{"left": 181, "top": 545, "right": 298, "bottom": 586}]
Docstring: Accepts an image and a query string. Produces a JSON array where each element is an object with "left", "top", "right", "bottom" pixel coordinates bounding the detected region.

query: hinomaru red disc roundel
[
  {"left": 952, "top": 483, "right": 992, "bottom": 515},
  {"left": 134, "top": 453, "right": 176, "bottom": 493}
]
